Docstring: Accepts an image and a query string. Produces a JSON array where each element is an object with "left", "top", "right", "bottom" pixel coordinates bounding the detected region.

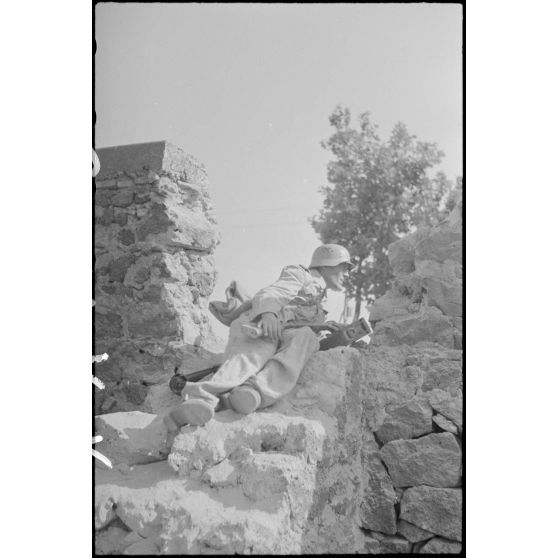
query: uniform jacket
[{"left": 249, "top": 264, "right": 328, "bottom": 325}]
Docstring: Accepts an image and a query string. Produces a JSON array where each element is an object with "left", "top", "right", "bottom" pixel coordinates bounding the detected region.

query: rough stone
[
  {"left": 376, "top": 398, "right": 433, "bottom": 444},
  {"left": 95, "top": 411, "right": 172, "bottom": 467},
  {"left": 416, "top": 259, "right": 462, "bottom": 317},
  {"left": 371, "top": 306, "right": 456, "bottom": 349},
  {"left": 365, "top": 532, "right": 412, "bottom": 553},
  {"left": 360, "top": 454, "right": 397, "bottom": 534},
  {"left": 202, "top": 458, "right": 239, "bottom": 488},
  {"left": 118, "top": 229, "right": 135, "bottom": 246},
  {"left": 422, "top": 360, "right": 463, "bottom": 393},
  {"left": 397, "top": 519, "right": 435, "bottom": 543},
  {"left": 415, "top": 229, "right": 462, "bottom": 264},
  {"left": 379, "top": 433, "right": 461, "bottom": 488},
  {"left": 95, "top": 524, "right": 130, "bottom": 555},
  {"left": 360, "top": 345, "right": 423, "bottom": 432},
  {"left": 433, "top": 414, "right": 459, "bottom": 434},
  {"left": 388, "top": 234, "right": 419, "bottom": 275},
  {"left": 94, "top": 311, "right": 123, "bottom": 340},
  {"left": 123, "top": 539, "right": 160, "bottom": 555},
  {"left": 400, "top": 486, "right": 462, "bottom": 541},
  {"left": 427, "top": 389, "right": 463, "bottom": 428},
  {"left": 419, "top": 537, "right": 462, "bottom": 553}
]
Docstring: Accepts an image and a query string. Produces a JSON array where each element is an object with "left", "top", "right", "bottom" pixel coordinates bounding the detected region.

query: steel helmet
[{"left": 309, "top": 244, "right": 353, "bottom": 269}]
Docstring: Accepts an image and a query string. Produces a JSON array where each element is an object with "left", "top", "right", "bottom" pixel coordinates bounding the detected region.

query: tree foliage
[{"left": 311, "top": 106, "right": 457, "bottom": 318}]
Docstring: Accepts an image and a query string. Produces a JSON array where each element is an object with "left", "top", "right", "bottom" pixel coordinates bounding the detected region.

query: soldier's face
[{"left": 320, "top": 263, "right": 350, "bottom": 291}]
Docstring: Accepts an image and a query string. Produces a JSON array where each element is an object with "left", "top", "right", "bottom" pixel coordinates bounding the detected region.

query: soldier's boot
[
  {"left": 168, "top": 399, "right": 215, "bottom": 427},
  {"left": 228, "top": 386, "right": 262, "bottom": 415}
]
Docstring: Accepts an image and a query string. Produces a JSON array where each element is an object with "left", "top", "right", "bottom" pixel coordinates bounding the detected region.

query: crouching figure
[{"left": 165, "top": 244, "right": 353, "bottom": 430}]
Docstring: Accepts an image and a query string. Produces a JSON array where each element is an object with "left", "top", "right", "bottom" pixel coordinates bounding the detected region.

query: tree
[{"left": 311, "top": 106, "right": 457, "bottom": 319}]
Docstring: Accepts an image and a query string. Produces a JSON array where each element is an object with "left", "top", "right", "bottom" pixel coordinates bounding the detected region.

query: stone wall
[
  {"left": 94, "top": 141, "right": 224, "bottom": 414},
  {"left": 357, "top": 186, "right": 463, "bottom": 553}
]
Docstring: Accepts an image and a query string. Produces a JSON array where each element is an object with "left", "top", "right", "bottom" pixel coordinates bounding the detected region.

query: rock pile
[{"left": 94, "top": 142, "right": 224, "bottom": 415}]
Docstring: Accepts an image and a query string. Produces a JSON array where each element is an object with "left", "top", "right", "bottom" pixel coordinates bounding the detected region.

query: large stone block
[
  {"left": 419, "top": 537, "right": 462, "bottom": 553},
  {"left": 400, "top": 486, "right": 462, "bottom": 541},
  {"left": 371, "top": 306, "right": 456, "bottom": 349},
  {"left": 363, "top": 532, "right": 412, "bottom": 554},
  {"left": 397, "top": 519, "right": 435, "bottom": 543},
  {"left": 96, "top": 141, "right": 208, "bottom": 185},
  {"left": 376, "top": 398, "right": 433, "bottom": 444},
  {"left": 379, "top": 433, "right": 461, "bottom": 488},
  {"left": 360, "top": 455, "right": 397, "bottom": 534}
]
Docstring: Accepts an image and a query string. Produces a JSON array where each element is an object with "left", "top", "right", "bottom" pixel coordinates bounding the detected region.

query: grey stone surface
[
  {"left": 400, "top": 486, "right": 462, "bottom": 541},
  {"left": 376, "top": 398, "right": 433, "bottom": 444},
  {"left": 427, "top": 389, "right": 463, "bottom": 428},
  {"left": 379, "top": 433, "right": 461, "bottom": 488},
  {"left": 433, "top": 414, "right": 459, "bottom": 434},
  {"left": 397, "top": 519, "right": 436, "bottom": 543},
  {"left": 95, "top": 411, "right": 172, "bottom": 467},
  {"left": 360, "top": 454, "right": 397, "bottom": 534},
  {"left": 419, "top": 537, "right": 462, "bottom": 553}
]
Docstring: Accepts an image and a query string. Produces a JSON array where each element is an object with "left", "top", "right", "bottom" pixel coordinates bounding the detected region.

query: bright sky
[{"left": 95, "top": 2, "right": 462, "bottom": 340}]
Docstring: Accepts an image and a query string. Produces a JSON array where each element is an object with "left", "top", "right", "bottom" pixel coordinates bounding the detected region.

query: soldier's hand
[
  {"left": 261, "top": 313, "right": 282, "bottom": 341},
  {"left": 325, "top": 321, "right": 342, "bottom": 331}
]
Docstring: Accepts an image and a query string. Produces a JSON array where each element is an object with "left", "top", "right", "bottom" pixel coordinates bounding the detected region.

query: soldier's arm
[{"left": 250, "top": 265, "right": 306, "bottom": 319}]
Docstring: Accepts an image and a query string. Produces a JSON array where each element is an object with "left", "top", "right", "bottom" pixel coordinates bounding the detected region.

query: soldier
[{"left": 165, "top": 244, "right": 353, "bottom": 430}]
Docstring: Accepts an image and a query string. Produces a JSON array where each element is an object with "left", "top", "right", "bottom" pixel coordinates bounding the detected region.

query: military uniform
[{"left": 182, "top": 264, "right": 327, "bottom": 410}]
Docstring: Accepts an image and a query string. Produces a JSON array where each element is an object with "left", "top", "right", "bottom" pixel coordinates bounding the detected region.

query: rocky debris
[
  {"left": 376, "top": 397, "right": 433, "bottom": 444},
  {"left": 96, "top": 348, "right": 368, "bottom": 555},
  {"left": 95, "top": 411, "right": 173, "bottom": 467},
  {"left": 419, "top": 537, "right": 462, "bottom": 553},
  {"left": 379, "top": 433, "right": 462, "bottom": 488},
  {"left": 400, "top": 486, "right": 462, "bottom": 541},
  {"left": 94, "top": 141, "right": 225, "bottom": 413},
  {"left": 396, "top": 519, "right": 435, "bottom": 543}
]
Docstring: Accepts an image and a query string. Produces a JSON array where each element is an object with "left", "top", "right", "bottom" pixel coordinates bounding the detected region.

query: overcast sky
[{"left": 95, "top": 2, "right": 462, "bottom": 339}]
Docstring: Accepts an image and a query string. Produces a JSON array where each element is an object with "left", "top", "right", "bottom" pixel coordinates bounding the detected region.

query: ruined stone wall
[
  {"left": 93, "top": 178, "right": 463, "bottom": 555},
  {"left": 357, "top": 187, "right": 463, "bottom": 553},
  {"left": 94, "top": 141, "right": 224, "bottom": 414}
]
